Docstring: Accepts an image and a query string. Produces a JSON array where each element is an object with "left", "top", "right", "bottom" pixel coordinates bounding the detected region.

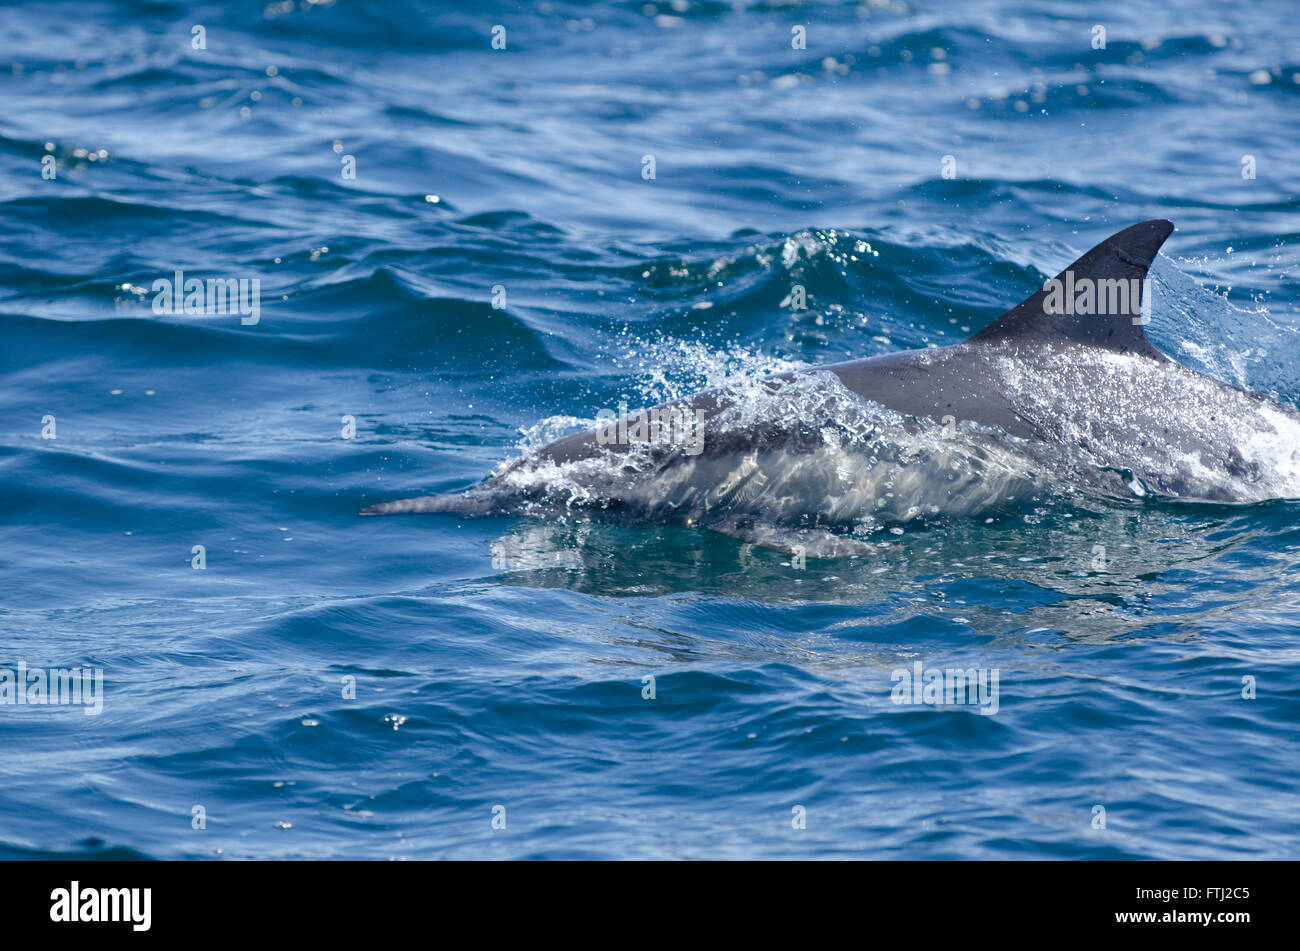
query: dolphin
[{"left": 361, "top": 220, "right": 1300, "bottom": 550}]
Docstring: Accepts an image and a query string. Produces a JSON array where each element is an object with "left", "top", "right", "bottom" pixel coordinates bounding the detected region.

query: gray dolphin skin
[{"left": 362, "top": 220, "right": 1300, "bottom": 534}]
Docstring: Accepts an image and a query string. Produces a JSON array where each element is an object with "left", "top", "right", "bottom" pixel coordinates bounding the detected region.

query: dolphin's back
[{"left": 823, "top": 346, "right": 1045, "bottom": 440}]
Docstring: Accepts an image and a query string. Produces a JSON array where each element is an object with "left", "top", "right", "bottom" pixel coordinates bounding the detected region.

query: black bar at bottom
[{"left": 0, "top": 859, "right": 1285, "bottom": 937}]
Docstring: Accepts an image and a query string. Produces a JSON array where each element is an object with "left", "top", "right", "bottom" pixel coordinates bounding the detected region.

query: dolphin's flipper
[
  {"left": 972, "top": 218, "right": 1174, "bottom": 358},
  {"left": 702, "top": 516, "right": 884, "bottom": 557}
]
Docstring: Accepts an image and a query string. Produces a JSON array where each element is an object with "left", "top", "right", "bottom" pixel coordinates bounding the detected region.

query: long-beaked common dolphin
[{"left": 362, "top": 221, "right": 1300, "bottom": 552}]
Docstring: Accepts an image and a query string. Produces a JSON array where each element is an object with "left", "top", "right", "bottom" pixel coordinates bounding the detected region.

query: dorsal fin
[{"left": 972, "top": 219, "right": 1173, "bottom": 358}]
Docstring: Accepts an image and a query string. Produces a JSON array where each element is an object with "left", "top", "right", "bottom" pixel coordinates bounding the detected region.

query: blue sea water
[{"left": 1, "top": 0, "right": 1298, "bottom": 860}]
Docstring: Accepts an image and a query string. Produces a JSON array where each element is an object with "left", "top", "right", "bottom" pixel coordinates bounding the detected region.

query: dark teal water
[{"left": 1, "top": 0, "right": 1298, "bottom": 859}]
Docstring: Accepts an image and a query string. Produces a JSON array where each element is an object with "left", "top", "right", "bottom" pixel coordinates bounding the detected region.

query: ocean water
[{"left": 1, "top": 0, "right": 1298, "bottom": 860}]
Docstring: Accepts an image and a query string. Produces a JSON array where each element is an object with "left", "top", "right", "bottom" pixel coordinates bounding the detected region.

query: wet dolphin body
[{"left": 362, "top": 221, "right": 1300, "bottom": 539}]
